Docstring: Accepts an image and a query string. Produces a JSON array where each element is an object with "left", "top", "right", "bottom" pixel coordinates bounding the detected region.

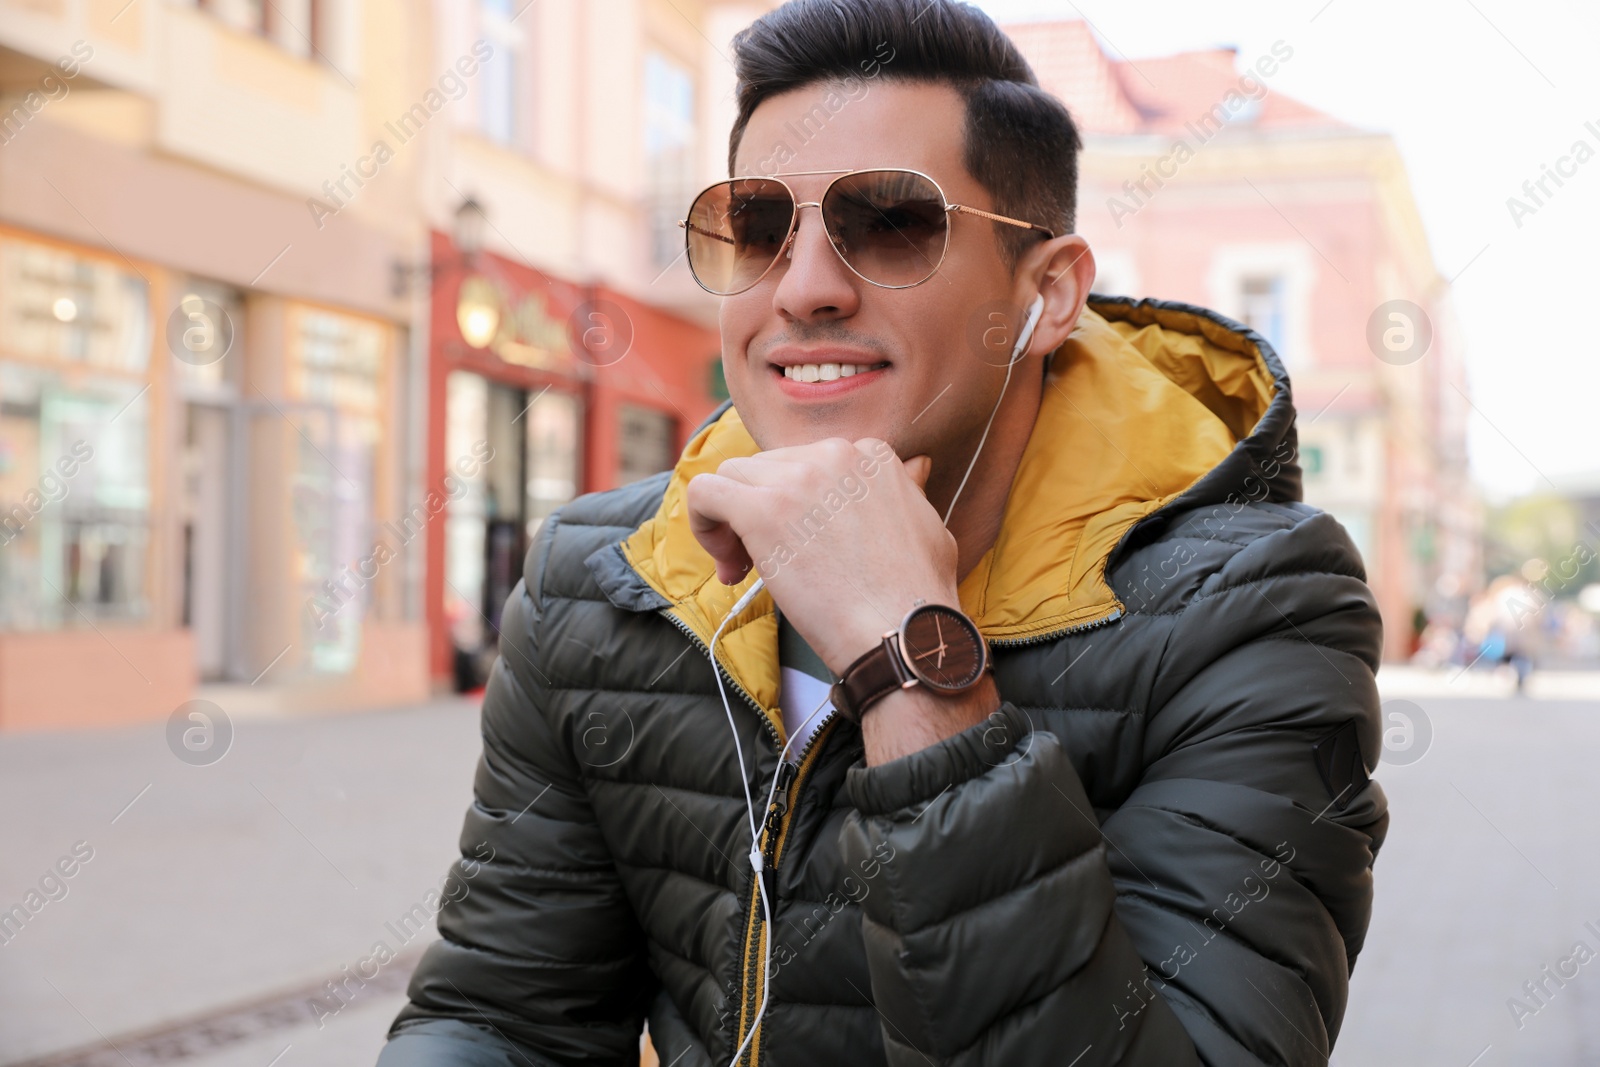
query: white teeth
[{"left": 782, "top": 362, "right": 877, "bottom": 381}]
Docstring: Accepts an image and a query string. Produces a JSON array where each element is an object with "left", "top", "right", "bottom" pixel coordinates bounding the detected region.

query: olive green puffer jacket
[{"left": 378, "top": 297, "right": 1388, "bottom": 1067}]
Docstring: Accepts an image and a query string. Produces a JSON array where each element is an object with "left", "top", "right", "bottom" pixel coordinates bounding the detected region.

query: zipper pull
[
  {"left": 765, "top": 761, "right": 798, "bottom": 826},
  {"left": 755, "top": 761, "right": 798, "bottom": 908}
]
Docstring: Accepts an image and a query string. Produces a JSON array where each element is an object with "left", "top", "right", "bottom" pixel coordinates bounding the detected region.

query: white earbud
[{"left": 1012, "top": 293, "right": 1046, "bottom": 366}]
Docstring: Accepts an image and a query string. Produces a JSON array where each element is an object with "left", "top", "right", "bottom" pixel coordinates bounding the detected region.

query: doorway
[{"left": 444, "top": 370, "right": 580, "bottom": 690}]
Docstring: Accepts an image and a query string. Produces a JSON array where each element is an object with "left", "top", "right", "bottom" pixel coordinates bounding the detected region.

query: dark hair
[{"left": 728, "top": 0, "right": 1082, "bottom": 267}]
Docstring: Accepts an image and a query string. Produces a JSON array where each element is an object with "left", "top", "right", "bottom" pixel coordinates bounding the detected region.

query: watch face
[{"left": 898, "top": 605, "right": 986, "bottom": 692}]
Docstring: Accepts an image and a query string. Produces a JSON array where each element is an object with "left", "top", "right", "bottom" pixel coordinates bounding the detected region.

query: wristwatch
[{"left": 829, "top": 603, "right": 991, "bottom": 723}]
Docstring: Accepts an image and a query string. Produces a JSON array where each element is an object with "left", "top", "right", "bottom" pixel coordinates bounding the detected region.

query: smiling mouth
[{"left": 777, "top": 361, "right": 891, "bottom": 383}]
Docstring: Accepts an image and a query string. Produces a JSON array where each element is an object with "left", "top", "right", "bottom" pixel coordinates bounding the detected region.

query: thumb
[{"left": 904, "top": 454, "right": 932, "bottom": 491}]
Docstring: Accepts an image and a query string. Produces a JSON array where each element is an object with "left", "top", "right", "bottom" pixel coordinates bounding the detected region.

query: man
[{"left": 378, "top": 2, "right": 1387, "bottom": 1064}]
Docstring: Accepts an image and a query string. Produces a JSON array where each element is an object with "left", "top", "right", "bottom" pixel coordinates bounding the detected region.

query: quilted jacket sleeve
[
  {"left": 836, "top": 506, "right": 1387, "bottom": 1066},
  {"left": 378, "top": 520, "right": 653, "bottom": 1066}
]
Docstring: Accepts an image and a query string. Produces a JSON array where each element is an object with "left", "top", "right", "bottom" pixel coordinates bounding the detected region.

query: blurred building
[
  {"left": 0, "top": 0, "right": 756, "bottom": 729},
  {"left": 1009, "top": 20, "right": 1481, "bottom": 660},
  {"left": 0, "top": 0, "right": 427, "bottom": 728},
  {"left": 420, "top": 0, "right": 772, "bottom": 689}
]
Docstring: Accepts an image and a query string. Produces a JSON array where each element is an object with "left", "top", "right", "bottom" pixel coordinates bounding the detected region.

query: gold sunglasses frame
[{"left": 677, "top": 167, "right": 1056, "bottom": 296}]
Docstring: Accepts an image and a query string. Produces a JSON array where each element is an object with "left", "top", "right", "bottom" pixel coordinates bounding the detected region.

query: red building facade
[{"left": 424, "top": 231, "right": 721, "bottom": 688}]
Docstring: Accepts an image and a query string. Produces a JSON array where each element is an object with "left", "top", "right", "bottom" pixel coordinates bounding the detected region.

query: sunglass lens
[
  {"left": 685, "top": 179, "right": 794, "bottom": 295},
  {"left": 823, "top": 170, "right": 949, "bottom": 287}
]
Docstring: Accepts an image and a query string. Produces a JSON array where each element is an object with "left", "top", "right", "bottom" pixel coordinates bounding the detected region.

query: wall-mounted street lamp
[
  {"left": 453, "top": 195, "right": 487, "bottom": 261},
  {"left": 455, "top": 276, "right": 502, "bottom": 349},
  {"left": 391, "top": 195, "right": 490, "bottom": 298}
]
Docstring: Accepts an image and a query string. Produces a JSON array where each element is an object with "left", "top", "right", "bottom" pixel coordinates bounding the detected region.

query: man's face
[{"left": 720, "top": 80, "right": 1025, "bottom": 466}]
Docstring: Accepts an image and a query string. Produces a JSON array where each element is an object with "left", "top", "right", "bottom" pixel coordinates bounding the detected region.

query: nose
[{"left": 770, "top": 203, "right": 861, "bottom": 324}]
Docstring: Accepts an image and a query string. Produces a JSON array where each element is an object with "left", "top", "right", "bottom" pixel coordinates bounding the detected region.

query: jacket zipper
[
  {"left": 733, "top": 716, "right": 839, "bottom": 1067},
  {"left": 655, "top": 607, "right": 797, "bottom": 1067},
  {"left": 988, "top": 606, "right": 1124, "bottom": 649}
]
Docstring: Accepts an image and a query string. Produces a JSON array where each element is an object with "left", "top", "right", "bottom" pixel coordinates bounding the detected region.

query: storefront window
[
  {"left": 287, "top": 307, "right": 385, "bottom": 674},
  {"left": 0, "top": 238, "right": 149, "bottom": 371},
  {"left": 618, "top": 404, "right": 676, "bottom": 486},
  {"left": 525, "top": 388, "right": 578, "bottom": 537},
  {"left": 443, "top": 371, "right": 489, "bottom": 663},
  {"left": 443, "top": 372, "right": 579, "bottom": 690},
  {"left": 0, "top": 238, "right": 152, "bottom": 630}
]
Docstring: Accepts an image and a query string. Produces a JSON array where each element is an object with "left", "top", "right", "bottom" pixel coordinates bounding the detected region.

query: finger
[
  {"left": 904, "top": 454, "right": 932, "bottom": 491},
  {"left": 715, "top": 455, "right": 815, "bottom": 491},
  {"left": 686, "top": 474, "right": 757, "bottom": 584}
]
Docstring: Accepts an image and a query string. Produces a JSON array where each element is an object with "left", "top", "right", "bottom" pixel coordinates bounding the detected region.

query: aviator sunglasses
[{"left": 679, "top": 167, "right": 1055, "bottom": 296}]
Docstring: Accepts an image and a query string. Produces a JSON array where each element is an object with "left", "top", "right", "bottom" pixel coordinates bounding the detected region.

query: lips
[{"left": 769, "top": 357, "right": 890, "bottom": 400}]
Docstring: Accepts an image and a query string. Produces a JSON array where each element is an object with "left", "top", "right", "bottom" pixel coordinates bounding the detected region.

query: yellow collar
[{"left": 618, "top": 302, "right": 1275, "bottom": 736}]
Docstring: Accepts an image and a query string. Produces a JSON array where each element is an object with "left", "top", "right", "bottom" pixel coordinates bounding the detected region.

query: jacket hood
[{"left": 592, "top": 296, "right": 1299, "bottom": 738}]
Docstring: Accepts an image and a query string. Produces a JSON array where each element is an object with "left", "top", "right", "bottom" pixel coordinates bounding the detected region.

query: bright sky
[{"left": 974, "top": 0, "right": 1597, "bottom": 501}]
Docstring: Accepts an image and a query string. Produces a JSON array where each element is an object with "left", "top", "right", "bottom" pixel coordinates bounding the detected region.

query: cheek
[
  {"left": 897, "top": 289, "right": 985, "bottom": 388},
  {"left": 718, "top": 299, "right": 766, "bottom": 388}
]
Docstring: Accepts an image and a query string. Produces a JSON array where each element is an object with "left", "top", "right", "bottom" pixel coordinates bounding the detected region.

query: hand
[{"left": 685, "top": 438, "right": 956, "bottom": 676}]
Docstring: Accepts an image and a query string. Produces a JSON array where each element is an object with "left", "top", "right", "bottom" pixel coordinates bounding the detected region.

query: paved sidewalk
[
  {"left": 0, "top": 696, "right": 486, "bottom": 1066},
  {"left": 1335, "top": 693, "right": 1600, "bottom": 1066},
  {"left": 7, "top": 686, "right": 1600, "bottom": 1065}
]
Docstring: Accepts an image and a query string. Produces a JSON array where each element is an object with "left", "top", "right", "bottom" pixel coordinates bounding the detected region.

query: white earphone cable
[
  {"left": 942, "top": 293, "right": 1045, "bottom": 525},
  {"left": 721, "top": 687, "right": 831, "bottom": 1067},
  {"left": 717, "top": 293, "right": 1045, "bottom": 1067}
]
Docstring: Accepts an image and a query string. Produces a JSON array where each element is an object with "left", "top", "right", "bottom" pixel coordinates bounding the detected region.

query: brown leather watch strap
[{"left": 829, "top": 631, "right": 913, "bottom": 724}]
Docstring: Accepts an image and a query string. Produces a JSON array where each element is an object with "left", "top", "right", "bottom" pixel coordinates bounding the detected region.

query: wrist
[
  {"left": 860, "top": 675, "right": 1001, "bottom": 767},
  {"left": 825, "top": 586, "right": 961, "bottom": 677}
]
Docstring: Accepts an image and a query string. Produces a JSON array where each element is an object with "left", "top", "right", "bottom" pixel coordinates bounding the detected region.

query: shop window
[
  {"left": 525, "top": 388, "right": 579, "bottom": 536},
  {"left": 0, "top": 239, "right": 152, "bottom": 630},
  {"left": 444, "top": 372, "right": 490, "bottom": 671},
  {"left": 443, "top": 373, "right": 578, "bottom": 691},
  {"left": 644, "top": 50, "right": 696, "bottom": 266},
  {"left": 0, "top": 239, "right": 150, "bottom": 372},
  {"left": 287, "top": 307, "right": 386, "bottom": 674},
  {"left": 618, "top": 405, "right": 676, "bottom": 487},
  {"left": 0, "top": 366, "right": 150, "bottom": 629}
]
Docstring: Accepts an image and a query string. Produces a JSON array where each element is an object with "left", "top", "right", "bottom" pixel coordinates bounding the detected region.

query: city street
[
  {"left": 3, "top": 682, "right": 1598, "bottom": 1066},
  {"left": 0, "top": 697, "right": 485, "bottom": 1067}
]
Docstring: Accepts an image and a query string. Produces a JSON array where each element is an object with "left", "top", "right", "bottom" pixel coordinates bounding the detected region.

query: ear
[{"left": 1018, "top": 236, "right": 1096, "bottom": 359}]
